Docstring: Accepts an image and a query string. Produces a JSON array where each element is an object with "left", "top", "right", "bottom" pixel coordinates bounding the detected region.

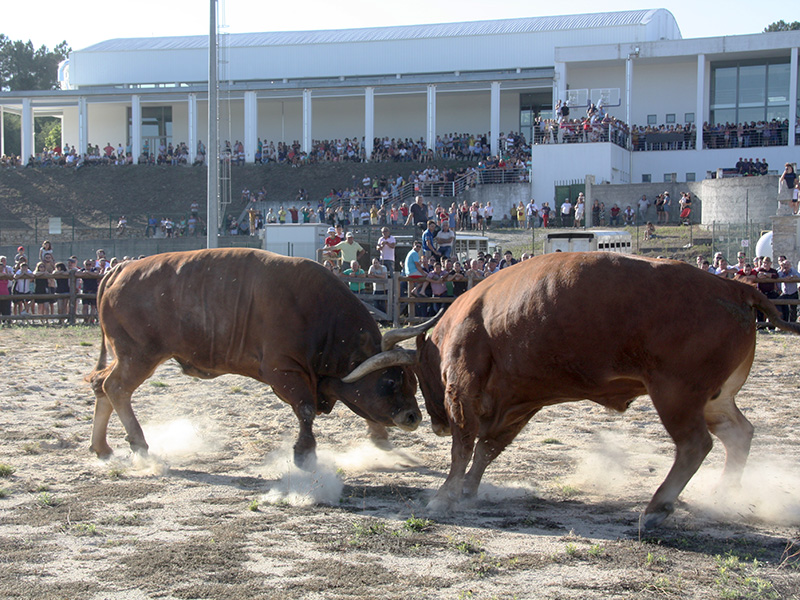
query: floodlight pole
[{"left": 207, "top": 0, "right": 219, "bottom": 248}]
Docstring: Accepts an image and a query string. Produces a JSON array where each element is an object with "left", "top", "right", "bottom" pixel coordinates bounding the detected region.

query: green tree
[
  {"left": 0, "top": 35, "right": 70, "bottom": 91},
  {"left": 36, "top": 117, "right": 62, "bottom": 152},
  {"left": 763, "top": 20, "right": 800, "bottom": 32},
  {"left": 2, "top": 113, "right": 20, "bottom": 157}
]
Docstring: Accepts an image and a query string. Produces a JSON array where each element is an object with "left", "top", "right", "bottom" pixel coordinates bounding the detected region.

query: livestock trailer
[{"left": 543, "top": 230, "right": 632, "bottom": 254}]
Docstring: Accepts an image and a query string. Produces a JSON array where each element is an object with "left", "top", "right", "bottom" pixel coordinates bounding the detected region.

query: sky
[{"left": 1, "top": 0, "right": 791, "bottom": 52}]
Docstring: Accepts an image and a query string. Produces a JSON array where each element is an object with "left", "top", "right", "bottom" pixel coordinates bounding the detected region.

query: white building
[{"left": 1, "top": 9, "right": 798, "bottom": 203}]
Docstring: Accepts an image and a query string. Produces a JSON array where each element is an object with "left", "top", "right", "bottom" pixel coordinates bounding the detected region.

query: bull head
[{"left": 341, "top": 310, "right": 443, "bottom": 382}]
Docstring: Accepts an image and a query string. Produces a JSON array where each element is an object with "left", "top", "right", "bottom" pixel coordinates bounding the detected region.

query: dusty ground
[{"left": 1, "top": 326, "right": 800, "bottom": 600}]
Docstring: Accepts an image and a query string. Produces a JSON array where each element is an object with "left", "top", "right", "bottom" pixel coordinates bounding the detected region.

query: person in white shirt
[
  {"left": 434, "top": 221, "right": 456, "bottom": 259},
  {"left": 376, "top": 227, "right": 397, "bottom": 272},
  {"left": 560, "top": 199, "right": 573, "bottom": 227}
]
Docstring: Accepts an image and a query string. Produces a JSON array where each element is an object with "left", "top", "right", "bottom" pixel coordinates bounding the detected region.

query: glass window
[
  {"left": 768, "top": 63, "right": 790, "bottom": 104},
  {"left": 642, "top": 174, "right": 651, "bottom": 183},
  {"left": 738, "top": 64, "right": 766, "bottom": 106},
  {"left": 666, "top": 114, "right": 676, "bottom": 123},
  {"left": 712, "top": 67, "right": 737, "bottom": 106},
  {"left": 712, "top": 108, "right": 736, "bottom": 124},
  {"left": 664, "top": 173, "right": 673, "bottom": 183},
  {"left": 685, "top": 112, "right": 695, "bottom": 123},
  {"left": 647, "top": 114, "right": 657, "bottom": 125},
  {"left": 686, "top": 172, "right": 696, "bottom": 182}
]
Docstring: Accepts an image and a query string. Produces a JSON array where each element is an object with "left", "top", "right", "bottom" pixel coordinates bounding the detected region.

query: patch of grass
[
  {"left": 107, "top": 467, "right": 125, "bottom": 479},
  {"left": 403, "top": 515, "right": 434, "bottom": 533},
  {"left": 0, "top": 464, "right": 15, "bottom": 478},
  {"left": 449, "top": 535, "right": 483, "bottom": 555},
  {"left": 0, "top": 488, "right": 10, "bottom": 498},
  {"left": 248, "top": 499, "right": 259, "bottom": 512},
  {"left": 150, "top": 381, "right": 168, "bottom": 388},
  {"left": 715, "top": 553, "right": 779, "bottom": 600},
  {"left": 22, "top": 442, "right": 42, "bottom": 455},
  {"left": 230, "top": 386, "right": 247, "bottom": 394},
  {"left": 71, "top": 523, "right": 102, "bottom": 537},
  {"left": 36, "top": 492, "right": 60, "bottom": 507},
  {"left": 466, "top": 552, "right": 503, "bottom": 578},
  {"left": 79, "top": 341, "right": 93, "bottom": 347},
  {"left": 35, "top": 483, "right": 50, "bottom": 492},
  {"left": 645, "top": 551, "right": 666, "bottom": 567},
  {"left": 560, "top": 484, "right": 580, "bottom": 497},
  {"left": 646, "top": 575, "right": 682, "bottom": 597},
  {"left": 541, "top": 438, "right": 562, "bottom": 444},
  {"left": 565, "top": 543, "right": 579, "bottom": 557},
  {"left": 588, "top": 544, "right": 605, "bottom": 557},
  {"left": 351, "top": 521, "right": 388, "bottom": 538}
]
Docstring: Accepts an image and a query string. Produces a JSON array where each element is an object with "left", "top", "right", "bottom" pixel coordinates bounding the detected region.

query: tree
[
  {"left": 0, "top": 34, "right": 70, "bottom": 92},
  {"left": 763, "top": 20, "right": 800, "bottom": 32}
]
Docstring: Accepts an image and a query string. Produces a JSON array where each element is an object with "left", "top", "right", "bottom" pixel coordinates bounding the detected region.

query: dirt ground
[{"left": 1, "top": 326, "right": 799, "bottom": 600}]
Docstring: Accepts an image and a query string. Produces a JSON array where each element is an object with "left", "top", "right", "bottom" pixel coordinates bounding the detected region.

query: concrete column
[
  {"left": 364, "top": 87, "right": 374, "bottom": 161},
  {"left": 187, "top": 93, "right": 197, "bottom": 164},
  {"left": 426, "top": 84, "right": 436, "bottom": 155},
  {"left": 78, "top": 97, "right": 88, "bottom": 157},
  {"left": 696, "top": 54, "right": 705, "bottom": 151},
  {"left": 554, "top": 61, "right": 567, "bottom": 111},
  {"left": 244, "top": 90, "right": 257, "bottom": 163},
  {"left": 625, "top": 57, "right": 633, "bottom": 131},
  {"left": 131, "top": 95, "right": 142, "bottom": 163},
  {"left": 302, "top": 89, "right": 312, "bottom": 154},
  {"left": 790, "top": 47, "right": 798, "bottom": 148},
  {"left": 21, "top": 98, "right": 33, "bottom": 166},
  {"left": 490, "top": 81, "right": 500, "bottom": 157}
]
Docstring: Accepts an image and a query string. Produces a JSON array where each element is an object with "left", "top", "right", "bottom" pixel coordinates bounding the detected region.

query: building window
[
  {"left": 685, "top": 112, "right": 695, "bottom": 123},
  {"left": 666, "top": 113, "right": 676, "bottom": 124},
  {"left": 664, "top": 173, "right": 674, "bottom": 183},
  {"left": 686, "top": 172, "right": 696, "bottom": 182},
  {"left": 710, "top": 59, "right": 790, "bottom": 124},
  {"left": 642, "top": 174, "right": 651, "bottom": 183},
  {"left": 647, "top": 114, "right": 657, "bottom": 125}
]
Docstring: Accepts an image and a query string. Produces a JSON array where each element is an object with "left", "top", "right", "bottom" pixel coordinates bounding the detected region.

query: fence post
[{"left": 68, "top": 271, "right": 77, "bottom": 325}]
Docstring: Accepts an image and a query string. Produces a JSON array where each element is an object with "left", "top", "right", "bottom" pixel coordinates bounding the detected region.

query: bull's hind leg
[
  {"left": 644, "top": 381, "right": 714, "bottom": 529},
  {"left": 462, "top": 411, "right": 537, "bottom": 499},
  {"left": 704, "top": 352, "right": 756, "bottom": 488},
  {"left": 89, "top": 375, "right": 115, "bottom": 459}
]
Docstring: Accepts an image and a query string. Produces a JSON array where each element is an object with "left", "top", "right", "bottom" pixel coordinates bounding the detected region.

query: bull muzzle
[{"left": 393, "top": 407, "right": 422, "bottom": 431}]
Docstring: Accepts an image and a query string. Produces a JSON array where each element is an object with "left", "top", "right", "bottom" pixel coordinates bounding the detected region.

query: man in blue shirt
[{"left": 421, "top": 220, "right": 439, "bottom": 259}]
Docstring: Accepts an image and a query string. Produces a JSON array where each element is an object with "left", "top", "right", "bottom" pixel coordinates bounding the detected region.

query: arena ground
[{"left": 1, "top": 326, "right": 799, "bottom": 599}]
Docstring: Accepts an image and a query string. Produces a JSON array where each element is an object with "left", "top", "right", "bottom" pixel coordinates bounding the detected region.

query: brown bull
[
  {"left": 87, "top": 248, "right": 435, "bottom": 467},
  {"left": 407, "top": 253, "right": 798, "bottom": 528}
]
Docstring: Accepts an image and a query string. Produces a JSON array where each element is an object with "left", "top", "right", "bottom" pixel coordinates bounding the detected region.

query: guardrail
[{"left": 0, "top": 271, "right": 103, "bottom": 325}]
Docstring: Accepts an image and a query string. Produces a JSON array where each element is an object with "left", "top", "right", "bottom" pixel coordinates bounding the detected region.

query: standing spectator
[
  {"left": 426, "top": 261, "right": 449, "bottom": 314},
  {"left": 376, "top": 226, "right": 397, "bottom": 272},
  {"left": 53, "top": 262, "right": 70, "bottom": 319},
  {"left": 404, "top": 240, "right": 426, "bottom": 298},
  {"left": 14, "top": 246, "right": 26, "bottom": 265},
  {"left": 779, "top": 162, "right": 797, "bottom": 197},
  {"left": 405, "top": 196, "right": 428, "bottom": 230},
  {"left": 499, "top": 250, "right": 517, "bottom": 269},
  {"left": 0, "top": 256, "right": 13, "bottom": 323},
  {"left": 80, "top": 259, "right": 100, "bottom": 324},
  {"left": 95, "top": 249, "right": 110, "bottom": 273},
  {"left": 145, "top": 215, "right": 158, "bottom": 237},
  {"left": 661, "top": 192, "right": 672, "bottom": 224},
  {"left": 560, "top": 198, "right": 573, "bottom": 227},
  {"left": 573, "top": 194, "right": 585, "bottom": 228},
  {"left": 637, "top": 195, "right": 649, "bottom": 225},
  {"left": 368, "top": 257, "right": 389, "bottom": 314},
  {"left": 39, "top": 240, "right": 54, "bottom": 263},
  {"left": 756, "top": 256, "right": 779, "bottom": 328},
  {"left": 434, "top": 221, "right": 455, "bottom": 259},
  {"left": 526, "top": 198, "right": 539, "bottom": 229},
  {"left": 116, "top": 216, "right": 128, "bottom": 235},
  {"left": 32, "top": 262, "right": 52, "bottom": 317},
  {"left": 343, "top": 260, "right": 366, "bottom": 293},
  {"left": 13, "top": 261, "right": 33, "bottom": 315},
  {"left": 422, "top": 220, "right": 440, "bottom": 259},
  {"left": 777, "top": 256, "right": 799, "bottom": 322},
  {"left": 278, "top": 206, "right": 287, "bottom": 224},
  {"left": 541, "top": 202, "right": 551, "bottom": 228},
  {"left": 328, "top": 232, "right": 365, "bottom": 265},
  {"left": 485, "top": 201, "right": 494, "bottom": 229}
]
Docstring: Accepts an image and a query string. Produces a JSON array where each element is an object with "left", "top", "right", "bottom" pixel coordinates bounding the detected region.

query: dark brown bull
[
  {"left": 404, "top": 253, "right": 798, "bottom": 528},
  {"left": 87, "top": 248, "right": 435, "bottom": 467}
]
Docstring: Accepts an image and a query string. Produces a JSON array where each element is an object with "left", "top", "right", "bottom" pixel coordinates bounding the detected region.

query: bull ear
[
  {"left": 381, "top": 308, "right": 444, "bottom": 351},
  {"left": 341, "top": 349, "right": 417, "bottom": 383}
]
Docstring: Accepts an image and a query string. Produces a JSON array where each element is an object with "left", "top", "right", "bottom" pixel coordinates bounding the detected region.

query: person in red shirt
[{"left": 322, "top": 227, "right": 342, "bottom": 262}]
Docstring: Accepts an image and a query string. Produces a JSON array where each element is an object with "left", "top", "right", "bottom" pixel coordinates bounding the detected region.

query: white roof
[{"left": 80, "top": 10, "right": 679, "bottom": 53}]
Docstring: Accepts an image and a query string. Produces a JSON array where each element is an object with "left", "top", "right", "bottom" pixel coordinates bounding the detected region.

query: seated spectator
[
  {"left": 644, "top": 222, "right": 656, "bottom": 240},
  {"left": 343, "top": 260, "right": 366, "bottom": 293},
  {"left": 368, "top": 258, "right": 389, "bottom": 313}
]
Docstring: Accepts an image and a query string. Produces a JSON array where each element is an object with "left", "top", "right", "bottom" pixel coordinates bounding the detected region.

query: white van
[{"left": 544, "top": 230, "right": 632, "bottom": 254}]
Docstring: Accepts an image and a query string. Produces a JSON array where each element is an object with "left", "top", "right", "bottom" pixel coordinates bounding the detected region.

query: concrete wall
[{"left": 460, "top": 183, "right": 530, "bottom": 222}]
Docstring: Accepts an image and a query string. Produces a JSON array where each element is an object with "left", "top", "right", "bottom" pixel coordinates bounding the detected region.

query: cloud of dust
[
  {"left": 257, "top": 447, "right": 344, "bottom": 507},
  {"left": 254, "top": 442, "right": 420, "bottom": 507},
  {"left": 474, "top": 480, "right": 540, "bottom": 503},
  {"left": 566, "top": 430, "right": 640, "bottom": 496},
  {"left": 683, "top": 456, "right": 800, "bottom": 525},
  {"left": 99, "top": 417, "right": 223, "bottom": 476}
]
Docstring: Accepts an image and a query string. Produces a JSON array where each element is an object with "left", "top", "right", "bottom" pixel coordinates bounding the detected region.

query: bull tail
[
  {"left": 85, "top": 267, "right": 113, "bottom": 391},
  {"left": 749, "top": 288, "right": 800, "bottom": 335}
]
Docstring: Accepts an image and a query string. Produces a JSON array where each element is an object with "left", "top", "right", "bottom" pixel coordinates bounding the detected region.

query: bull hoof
[
  {"left": 294, "top": 450, "right": 317, "bottom": 472},
  {"left": 90, "top": 444, "right": 113, "bottom": 460},
  {"left": 426, "top": 494, "right": 456, "bottom": 516},
  {"left": 641, "top": 503, "right": 674, "bottom": 530},
  {"left": 370, "top": 437, "right": 393, "bottom": 452}
]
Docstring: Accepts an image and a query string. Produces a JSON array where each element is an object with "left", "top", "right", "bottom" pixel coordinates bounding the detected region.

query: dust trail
[
  {"left": 99, "top": 417, "right": 222, "bottom": 476},
  {"left": 684, "top": 457, "right": 800, "bottom": 525},
  {"left": 334, "top": 442, "right": 420, "bottom": 472},
  {"left": 475, "top": 481, "right": 540, "bottom": 503}
]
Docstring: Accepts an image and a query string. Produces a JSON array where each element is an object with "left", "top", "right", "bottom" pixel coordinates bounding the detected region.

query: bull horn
[
  {"left": 341, "top": 349, "right": 417, "bottom": 383},
  {"left": 381, "top": 308, "right": 444, "bottom": 352}
]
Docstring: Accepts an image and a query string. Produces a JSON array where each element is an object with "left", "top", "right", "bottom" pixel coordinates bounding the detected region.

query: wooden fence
[{"left": 2, "top": 272, "right": 799, "bottom": 328}]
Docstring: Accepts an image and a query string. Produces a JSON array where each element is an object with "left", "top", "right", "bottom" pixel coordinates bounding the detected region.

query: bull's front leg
[
  {"left": 427, "top": 427, "right": 476, "bottom": 514},
  {"left": 269, "top": 372, "right": 319, "bottom": 470},
  {"left": 366, "top": 420, "right": 392, "bottom": 451}
]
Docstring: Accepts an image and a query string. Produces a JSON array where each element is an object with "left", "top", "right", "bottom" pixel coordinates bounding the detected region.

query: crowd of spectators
[{"left": 0, "top": 242, "right": 124, "bottom": 324}]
